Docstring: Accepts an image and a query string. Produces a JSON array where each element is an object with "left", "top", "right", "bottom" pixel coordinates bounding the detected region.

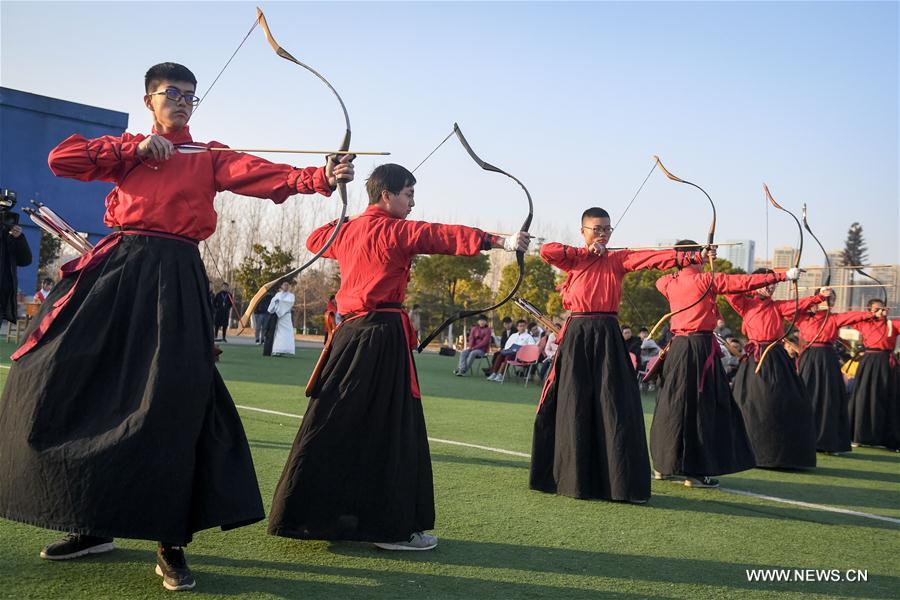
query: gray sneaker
[{"left": 374, "top": 532, "right": 438, "bottom": 551}]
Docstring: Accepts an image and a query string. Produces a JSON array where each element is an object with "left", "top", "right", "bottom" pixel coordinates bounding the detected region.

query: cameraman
[{"left": 1, "top": 223, "right": 33, "bottom": 323}]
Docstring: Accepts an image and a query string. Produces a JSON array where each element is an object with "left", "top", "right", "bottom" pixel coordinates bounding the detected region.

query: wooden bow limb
[
  {"left": 175, "top": 144, "right": 387, "bottom": 156},
  {"left": 513, "top": 296, "right": 560, "bottom": 334}
]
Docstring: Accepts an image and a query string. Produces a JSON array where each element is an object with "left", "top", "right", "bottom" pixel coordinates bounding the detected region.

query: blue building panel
[{"left": 0, "top": 87, "right": 128, "bottom": 293}]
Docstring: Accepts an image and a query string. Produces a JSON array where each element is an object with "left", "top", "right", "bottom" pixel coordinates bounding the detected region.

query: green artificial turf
[{"left": 0, "top": 340, "right": 897, "bottom": 599}]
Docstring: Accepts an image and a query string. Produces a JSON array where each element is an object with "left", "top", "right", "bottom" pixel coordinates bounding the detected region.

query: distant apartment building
[{"left": 722, "top": 239, "right": 755, "bottom": 272}]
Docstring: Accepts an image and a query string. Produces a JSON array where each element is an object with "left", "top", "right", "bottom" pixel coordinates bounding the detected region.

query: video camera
[{"left": 0, "top": 189, "right": 20, "bottom": 229}]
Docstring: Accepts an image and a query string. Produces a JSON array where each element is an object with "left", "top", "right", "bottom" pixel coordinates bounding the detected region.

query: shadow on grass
[
  {"left": 811, "top": 465, "right": 900, "bottom": 485},
  {"left": 839, "top": 451, "right": 900, "bottom": 464},
  {"left": 431, "top": 452, "right": 530, "bottom": 470},
  {"left": 321, "top": 539, "right": 895, "bottom": 599},
  {"left": 720, "top": 477, "right": 899, "bottom": 512},
  {"left": 189, "top": 550, "right": 673, "bottom": 599}
]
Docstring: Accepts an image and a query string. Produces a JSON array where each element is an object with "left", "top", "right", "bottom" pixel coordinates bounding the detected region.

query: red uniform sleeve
[
  {"left": 540, "top": 243, "right": 589, "bottom": 271},
  {"left": 832, "top": 311, "right": 874, "bottom": 328},
  {"left": 655, "top": 273, "right": 674, "bottom": 297},
  {"left": 209, "top": 142, "right": 333, "bottom": 202},
  {"left": 48, "top": 133, "right": 142, "bottom": 183},
  {"left": 619, "top": 249, "right": 701, "bottom": 272},
  {"left": 724, "top": 292, "right": 754, "bottom": 316},
  {"left": 306, "top": 219, "right": 342, "bottom": 259},
  {"left": 773, "top": 294, "right": 822, "bottom": 319},
  {"left": 712, "top": 271, "right": 785, "bottom": 294},
  {"left": 393, "top": 221, "right": 490, "bottom": 257}
]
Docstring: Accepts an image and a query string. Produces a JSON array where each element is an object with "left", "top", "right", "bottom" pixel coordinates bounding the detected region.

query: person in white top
[
  {"left": 267, "top": 281, "right": 296, "bottom": 357},
  {"left": 34, "top": 278, "right": 53, "bottom": 304},
  {"left": 487, "top": 319, "right": 536, "bottom": 381}
]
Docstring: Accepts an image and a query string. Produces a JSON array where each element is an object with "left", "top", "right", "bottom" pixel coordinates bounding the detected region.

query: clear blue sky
[{"left": 2, "top": 1, "right": 897, "bottom": 263}]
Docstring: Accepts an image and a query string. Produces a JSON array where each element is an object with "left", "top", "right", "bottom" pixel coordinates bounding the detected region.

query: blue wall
[{"left": 0, "top": 87, "right": 128, "bottom": 294}]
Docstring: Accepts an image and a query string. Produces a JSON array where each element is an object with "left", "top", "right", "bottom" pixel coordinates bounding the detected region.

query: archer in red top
[
  {"left": 0, "top": 62, "right": 356, "bottom": 593},
  {"left": 794, "top": 289, "right": 872, "bottom": 347},
  {"left": 269, "top": 163, "right": 530, "bottom": 551},
  {"left": 725, "top": 285, "right": 823, "bottom": 344},
  {"left": 847, "top": 298, "right": 900, "bottom": 449}
]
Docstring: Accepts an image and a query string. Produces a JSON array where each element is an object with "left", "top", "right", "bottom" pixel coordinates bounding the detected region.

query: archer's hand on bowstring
[
  {"left": 326, "top": 153, "right": 355, "bottom": 190},
  {"left": 137, "top": 134, "right": 175, "bottom": 162},
  {"left": 496, "top": 231, "right": 531, "bottom": 253},
  {"left": 588, "top": 241, "right": 607, "bottom": 256}
]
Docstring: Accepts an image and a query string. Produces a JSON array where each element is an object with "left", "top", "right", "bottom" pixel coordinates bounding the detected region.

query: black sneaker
[
  {"left": 40, "top": 533, "right": 116, "bottom": 560},
  {"left": 684, "top": 476, "right": 720, "bottom": 489},
  {"left": 155, "top": 545, "right": 196, "bottom": 591}
]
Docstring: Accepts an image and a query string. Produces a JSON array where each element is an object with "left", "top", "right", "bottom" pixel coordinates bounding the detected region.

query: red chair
[{"left": 501, "top": 345, "right": 542, "bottom": 386}]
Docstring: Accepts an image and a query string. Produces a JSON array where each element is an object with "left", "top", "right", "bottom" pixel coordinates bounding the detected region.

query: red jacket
[
  {"left": 307, "top": 205, "right": 494, "bottom": 314},
  {"left": 48, "top": 125, "right": 332, "bottom": 240},
  {"left": 852, "top": 318, "right": 900, "bottom": 350},
  {"left": 725, "top": 292, "right": 823, "bottom": 341},
  {"left": 467, "top": 325, "right": 493, "bottom": 352},
  {"left": 540, "top": 243, "right": 701, "bottom": 313},
  {"left": 657, "top": 271, "right": 786, "bottom": 334},
  {"left": 795, "top": 310, "right": 872, "bottom": 345}
]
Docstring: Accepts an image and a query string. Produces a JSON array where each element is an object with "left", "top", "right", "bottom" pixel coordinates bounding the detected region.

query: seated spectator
[
  {"left": 487, "top": 319, "right": 536, "bottom": 381},
  {"left": 714, "top": 317, "right": 733, "bottom": 341},
  {"left": 528, "top": 321, "right": 543, "bottom": 340},
  {"left": 721, "top": 336, "right": 744, "bottom": 381},
  {"left": 621, "top": 324, "right": 642, "bottom": 370},
  {"left": 483, "top": 316, "right": 514, "bottom": 376},
  {"left": 455, "top": 315, "right": 493, "bottom": 376},
  {"left": 34, "top": 278, "right": 53, "bottom": 304},
  {"left": 538, "top": 325, "right": 561, "bottom": 380},
  {"left": 638, "top": 327, "right": 660, "bottom": 370}
]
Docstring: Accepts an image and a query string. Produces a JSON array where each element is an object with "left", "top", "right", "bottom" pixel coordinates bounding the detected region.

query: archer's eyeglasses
[
  {"left": 149, "top": 88, "right": 201, "bottom": 106},
  {"left": 582, "top": 226, "right": 614, "bottom": 235}
]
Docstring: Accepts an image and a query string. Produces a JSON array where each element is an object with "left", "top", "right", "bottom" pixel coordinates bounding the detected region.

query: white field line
[{"left": 235, "top": 403, "right": 900, "bottom": 526}]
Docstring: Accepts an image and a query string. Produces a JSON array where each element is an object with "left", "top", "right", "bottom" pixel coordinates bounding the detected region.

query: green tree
[
  {"left": 841, "top": 222, "right": 869, "bottom": 309},
  {"left": 497, "top": 256, "right": 559, "bottom": 321},
  {"left": 233, "top": 244, "right": 295, "bottom": 308},
  {"left": 408, "top": 254, "right": 490, "bottom": 337},
  {"left": 36, "top": 231, "right": 61, "bottom": 285}
]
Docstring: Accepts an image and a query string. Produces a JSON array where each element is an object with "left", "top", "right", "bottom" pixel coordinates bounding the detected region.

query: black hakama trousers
[
  {"left": 798, "top": 344, "right": 851, "bottom": 453},
  {"left": 530, "top": 314, "right": 651, "bottom": 502},
  {"left": 650, "top": 334, "right": 756, "bottom": 477},
  {"left": 268, "top": 311, "right": 435, "bottom": 541},
  {"left": 0, "top": 234, "right": 264, "bottom": 544},
  {"left": 848, "top": 350, "right": 900, "bottom": 450},
  {"left": 733, "top": 344, "right": 816, "bottom": 469}
]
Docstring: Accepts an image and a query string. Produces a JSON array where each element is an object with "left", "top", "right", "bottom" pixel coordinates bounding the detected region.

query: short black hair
[
  {"left": 477, "top": 314, "right": 488, "bottom": 321},
  {"left": 502, "top": 316, "right": 512, "bottom": 323},
  {"left": 867, "top": 298, "right": 885, "bottom": 309},
  {"left": 145, "top": 62, "right": 197, "bottom": 93},
  {"left": 675, "top": 239, "right": 701, "bottom": 252},
  {"left": 621, "top": 324, "right": 632, "bottom": 331},
  {"left": 752, "top": 268, "right": 775, "bottom": 276},
  {"left": 366, "top": 164, "right": 416, "bottom": 204},
  {"left": 639, "top": 327, "right": 649, "bottom": 334},
  {"left": 42, "top": 277, "right": 53, "bottom": 285},
  {"left": 527, "top": 322, "right": 537, "bottom": 329},
  {"left": 516, "top": 319, "right": 527, "bottom": 326},
  {"left": 581, "top": 207, "right": 610, "bottom": 222}
]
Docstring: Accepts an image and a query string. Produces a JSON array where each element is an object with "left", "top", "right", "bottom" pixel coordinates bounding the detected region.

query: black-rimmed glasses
[
  {"left": 149, "top": 88, "right": 201, "bottom": 106},
  {"left": 582, "top": 226, "right": 614, "bottom": 235}
]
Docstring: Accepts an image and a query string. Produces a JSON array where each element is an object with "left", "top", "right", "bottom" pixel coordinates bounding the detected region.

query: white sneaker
[
  {"left": 374, "top": 532, "right": 438, "bottom": 551},
  {"left": 487, "top": 373, "right": 498, "bottom": 381}
]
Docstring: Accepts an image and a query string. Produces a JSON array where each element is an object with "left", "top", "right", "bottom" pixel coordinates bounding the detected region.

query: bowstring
[
  {"left": 194, "top": 16, "right": 261, "bottom": 114},
  {"left": 412, "top": 130, "right": 455, "bottom": 173},
  {"left": 614, "top": 160, "right": 658, "bottom": 230}
]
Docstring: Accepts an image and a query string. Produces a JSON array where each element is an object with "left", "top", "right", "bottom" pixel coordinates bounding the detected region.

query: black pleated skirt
[
  {"left": 798, "top": 345, "right": 851, "bottom": 453},
  {"left": 848, "top": 351, "right": 900, "bottom": 450},
  {"left": 0, "top": 235, "right": 264, "bottom": 544},
  {"left": 530, "top": 315, "right": 650, "bottom": 502},
  {"left": 650, "top": 334, "right": 755, "bottom": 477},
  {"left": 733, "top": 345, "right": 816, "bottom": 468},
  {"left": 268, "top": 311, "right": 434, "bottom": 541}
]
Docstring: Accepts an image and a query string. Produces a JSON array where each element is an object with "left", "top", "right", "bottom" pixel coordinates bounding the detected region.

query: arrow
[{"left": 175, "top": 144, "right": 388, "bottom": 156}]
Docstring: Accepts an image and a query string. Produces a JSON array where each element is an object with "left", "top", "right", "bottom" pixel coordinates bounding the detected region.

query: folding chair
[{"left": 500, "top": 345, "right": 542, "bottom": 386}]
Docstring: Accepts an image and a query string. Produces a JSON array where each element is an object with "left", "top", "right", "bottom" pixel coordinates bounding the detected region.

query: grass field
[{"left": 0, "top": 339, "right": 897, "bottom": 599}]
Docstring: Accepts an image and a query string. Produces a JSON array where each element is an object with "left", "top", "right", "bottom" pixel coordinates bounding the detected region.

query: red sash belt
[
  {"left": 742, "top": 340, "right": 776, "bottom": 363},
  {"left": 305, "top": 304, "right": 421, "bottom": 399},
  {"left": 12, "top": 230, "right": 198, "bottom": 361},
  {"left": 538, "top": 311, "right": 618, "bottom": 411}
]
